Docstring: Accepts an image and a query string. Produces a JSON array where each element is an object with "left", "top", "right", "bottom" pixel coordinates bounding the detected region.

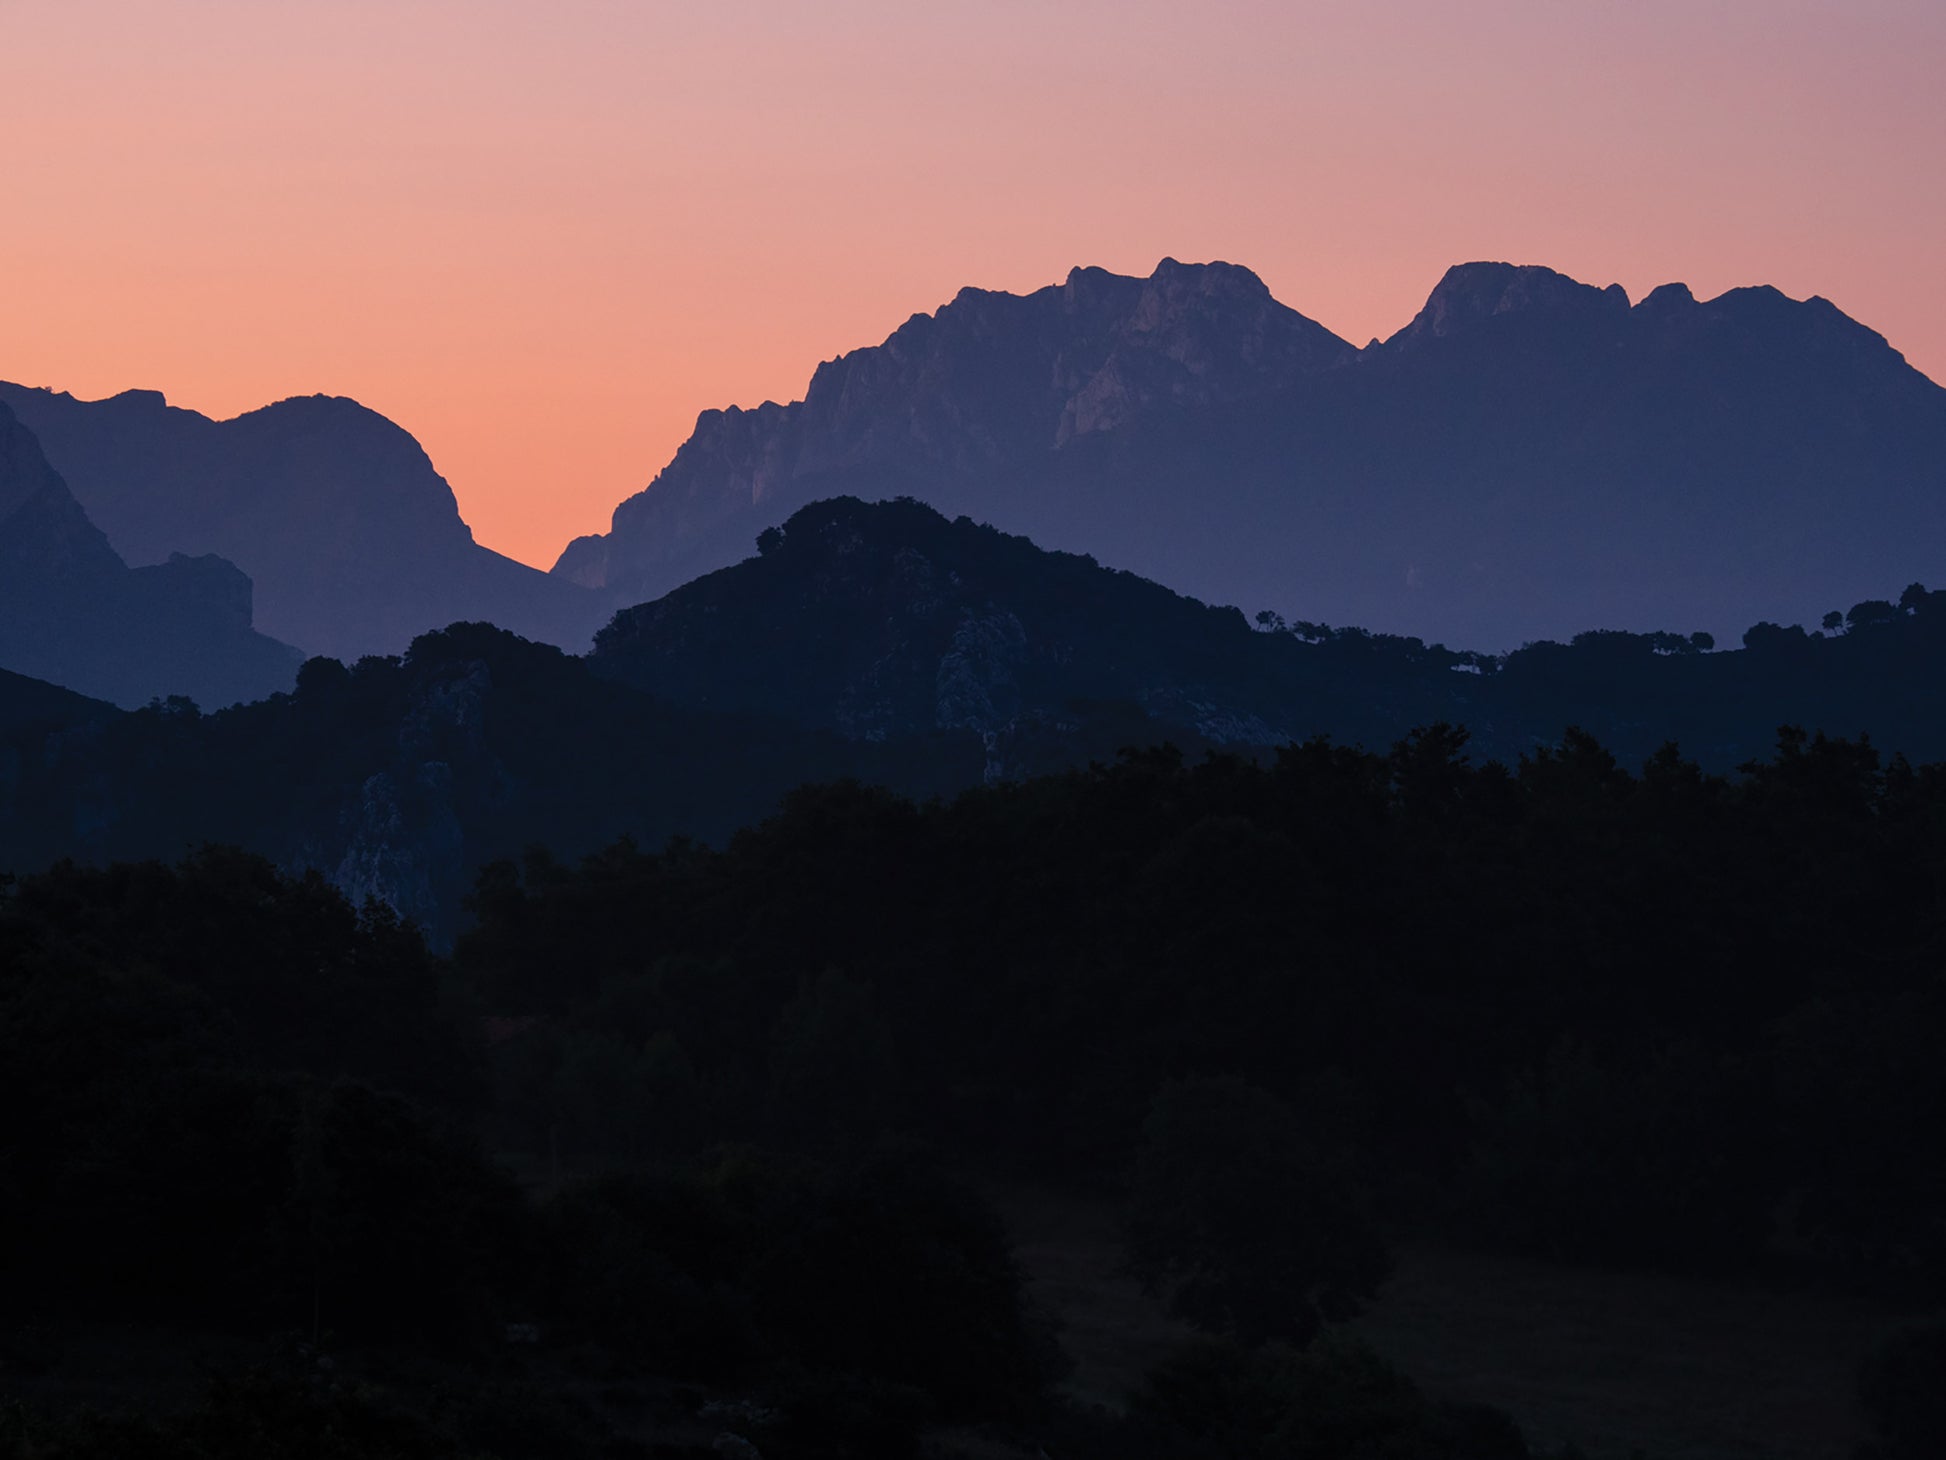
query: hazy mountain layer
[
  {"left": 558, "top": 259, "right": 1946, "bottom": 649},
  {"left": 0, "top": 400, "right": 301, "bottom": 708},
  {"left": 0, "top": 384, "right": 607, "bottom": 661}
]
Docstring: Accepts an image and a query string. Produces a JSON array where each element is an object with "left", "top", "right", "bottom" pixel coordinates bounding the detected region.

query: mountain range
[
  {"left": 0, "top": 383, "right": 606, "bottom": 662},
  {"left": 0, "top": 397, "right": 301, "bottom": 708},
  {"left": 6, "top": 255, "right": 1945, "bottom": 717},
  {"left": 559, "top": 259, "right": 1946, "bottom": 650}
]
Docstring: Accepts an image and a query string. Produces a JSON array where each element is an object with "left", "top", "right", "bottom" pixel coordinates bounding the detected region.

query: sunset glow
[{"left": 6, "top": 0, "right": 1942, "bottom": 568}]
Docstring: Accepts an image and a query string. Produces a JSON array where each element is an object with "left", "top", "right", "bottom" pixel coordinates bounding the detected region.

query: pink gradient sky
[{"left": 4, "top": 0, "right": 1942, "bottom": 569}]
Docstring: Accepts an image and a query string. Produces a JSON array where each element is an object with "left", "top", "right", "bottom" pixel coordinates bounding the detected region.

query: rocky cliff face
[
  {"left": 0, "top": 400, "right": 301, "bottom": 708},
  {"left": 557, "top": 258, "right": 1946, "bottom": 651},
  {"left": 553, "top": 259, "right": 1356, "bottom": 603},
  {"left": 0, "top": 385, "right": 608, "bottom": 662},
  {"left": 290, "top": 655, "right": 493, "bottom": 939}
]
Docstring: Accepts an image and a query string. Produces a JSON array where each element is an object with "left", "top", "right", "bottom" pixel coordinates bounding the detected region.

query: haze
[{"left": 5, "top": 0, "right": 1942, "bottom": 569}]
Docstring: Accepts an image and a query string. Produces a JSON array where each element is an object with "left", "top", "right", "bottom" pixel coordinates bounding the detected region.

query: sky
[{"left": 4, "top": 0, "right": 1943, "bottom": 569}]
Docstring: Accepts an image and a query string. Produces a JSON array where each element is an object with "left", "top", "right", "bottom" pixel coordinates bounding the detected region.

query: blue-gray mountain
[
  {"left": 0, "top": 399, "right": 300, "bottom": 708},
  {"left": 557, "top": 259, "right": 1946, "bottom": 650},
  {"left": 0, "top": 384, "right": 607, "bottom": 663}
]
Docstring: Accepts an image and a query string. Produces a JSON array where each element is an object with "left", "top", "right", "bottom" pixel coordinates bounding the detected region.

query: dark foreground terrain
[
  {"left": 987, "top": 1180, "right": 1905, "bottom": 1460},
  {"left": 6, "top": 721, "right": 1946, "bottom": 1457}
]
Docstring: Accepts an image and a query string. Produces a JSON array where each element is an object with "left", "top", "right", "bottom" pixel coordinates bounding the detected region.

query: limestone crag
[{"left": 555, "top": 259, "right": 1355, "bottom": 606}]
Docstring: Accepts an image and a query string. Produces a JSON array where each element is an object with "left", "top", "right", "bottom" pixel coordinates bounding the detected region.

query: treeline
[
  {"left": 464, "top": 724, "right": 1946, "bottom": 1283},
  {"left": 8, "top": 724, "right": 1946, "bottom": 1456},
  {"left": 1251, "top": 580, "right": 1946, "bottom": 768}
]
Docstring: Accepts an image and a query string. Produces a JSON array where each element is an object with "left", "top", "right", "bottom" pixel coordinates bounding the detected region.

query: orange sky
[{"left": 4, "top": 0, "right": 1942, "bottom": 570}]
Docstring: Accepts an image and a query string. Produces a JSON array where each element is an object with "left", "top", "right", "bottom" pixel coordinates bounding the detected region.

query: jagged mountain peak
[
  {"left": 1385, "top": 261, "right": 1630, "bottom": 349},
  {"left": 558, "top": 259, "right": 1355, "bottom": 599},
  {"left": 1062, "top": 256, "right": 1274, "bottom": 304},
  {"left": 1617, "top": 280, "right": 1912, "bottom": 376}
]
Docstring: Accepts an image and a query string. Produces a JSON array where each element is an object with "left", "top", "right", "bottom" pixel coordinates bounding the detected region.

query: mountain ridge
[{"left": 557, "top": 258, "right": 1946, "bottom": 650}]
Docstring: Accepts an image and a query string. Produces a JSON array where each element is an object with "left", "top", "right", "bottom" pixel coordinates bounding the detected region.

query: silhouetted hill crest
[{"left": 591, "top": 495, "right": 1445, "bottom": 770}]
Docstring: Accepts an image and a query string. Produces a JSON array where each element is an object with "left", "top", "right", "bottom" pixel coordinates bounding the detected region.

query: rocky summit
[{"left": 552, "top": 258, "right": 1357, "bottom": 603}]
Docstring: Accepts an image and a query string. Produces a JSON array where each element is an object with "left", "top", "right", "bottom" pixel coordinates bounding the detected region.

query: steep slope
[
  {"left": 0, "top": 665, "right": 115, "bottom": 739},
  {"left": 0, "top": 400, "right": 301, "bottom": 708},
  {"left": 0, "top": 384, "right": 608, "bottom": 661},
  {"left": 558, "top": 259, "right": 1946, "bottom": 649}
]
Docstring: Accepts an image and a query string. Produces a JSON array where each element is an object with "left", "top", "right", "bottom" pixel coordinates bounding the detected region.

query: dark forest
[{"left": 7, "top": 717, "right": 1946, "bottom": 1457}]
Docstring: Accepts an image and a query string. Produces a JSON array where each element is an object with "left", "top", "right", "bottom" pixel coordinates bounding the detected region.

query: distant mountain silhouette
[
  {"left": 557, "top": 259, "right": 1946, "bottom": 649},
  {"left": 0, "top": 384, "right": 608, "bottom": 661},
  {"left": 0, "top": 399, "right": 301, "bottom": 708}
]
